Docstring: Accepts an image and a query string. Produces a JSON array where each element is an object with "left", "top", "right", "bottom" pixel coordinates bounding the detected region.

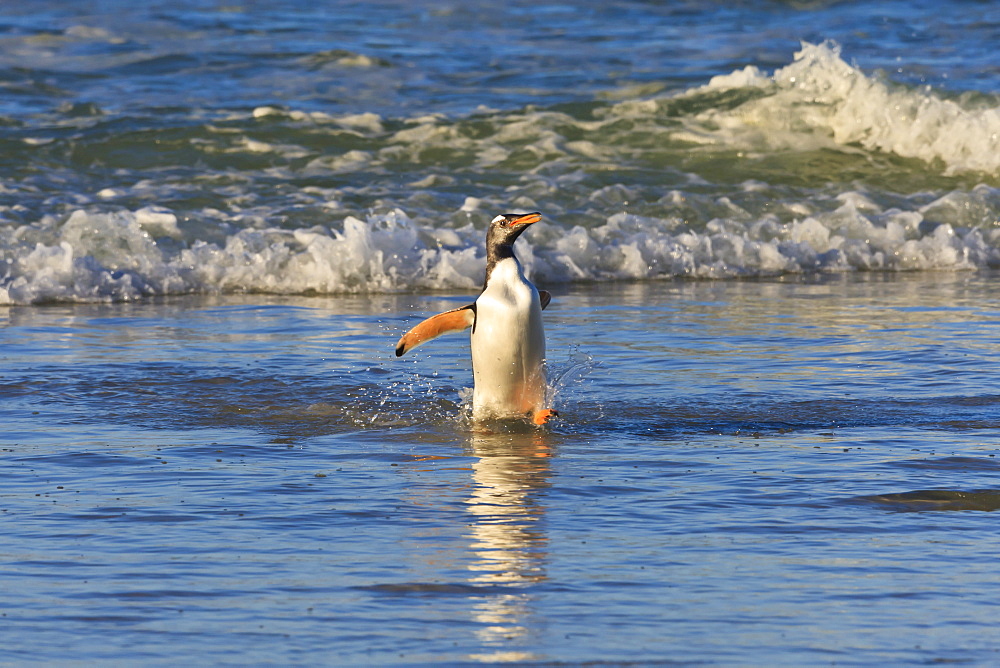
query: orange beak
[{"left": 511, "top": 212, "right": 542, "bottom": 227}]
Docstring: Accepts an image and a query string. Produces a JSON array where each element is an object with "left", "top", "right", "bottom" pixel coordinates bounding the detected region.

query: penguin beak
[{"left": 511, "top": 212, "right": 541, "bottom": 227}]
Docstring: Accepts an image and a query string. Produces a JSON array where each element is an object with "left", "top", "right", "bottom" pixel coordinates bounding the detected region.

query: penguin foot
[{"left": 532, "top": 409, "right": 559, "bottom": 426}]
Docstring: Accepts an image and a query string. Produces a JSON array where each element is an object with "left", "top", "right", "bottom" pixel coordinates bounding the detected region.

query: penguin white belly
[{"left": 470, "top": 260, "right": 546, "bottom": 420}]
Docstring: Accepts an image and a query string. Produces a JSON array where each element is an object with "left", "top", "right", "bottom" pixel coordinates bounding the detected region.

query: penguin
[{"left": 395, "top": 211, "right": 558, "bottom": 426}]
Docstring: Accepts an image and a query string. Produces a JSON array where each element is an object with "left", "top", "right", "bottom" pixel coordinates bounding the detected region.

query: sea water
[{"left": 2, "top": 1, "right": 1000, "bottom": 664}]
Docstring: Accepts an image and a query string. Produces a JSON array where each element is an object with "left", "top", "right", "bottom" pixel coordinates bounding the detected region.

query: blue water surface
[
  {"left": 3, "top": 276, "right": 1000, "bottom": 664},
  {"left": 2, "top": 1, "right": 1000, "bottom": 665}
]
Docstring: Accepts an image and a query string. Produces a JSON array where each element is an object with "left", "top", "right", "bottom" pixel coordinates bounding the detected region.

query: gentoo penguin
[{"left": 395, "top": 211, "right": 557, "bottom": 425}]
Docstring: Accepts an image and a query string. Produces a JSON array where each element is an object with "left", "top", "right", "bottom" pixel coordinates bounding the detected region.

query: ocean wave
[
  {"left": 3, "top": 189, "right": 1000, "bottom": 304},
  {"left": 656, "top": 41, "right": 1000, "bottom": 175},
  {"left": 319, "top": 40, "right": 1000, "bottom": 184},
  {"left": 4, "top": 41, "right": 1000, "bottom": 305}
]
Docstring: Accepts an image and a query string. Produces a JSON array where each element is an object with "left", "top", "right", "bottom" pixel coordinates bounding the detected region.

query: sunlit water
[
  {"left": 3, "top": 0, "right": 1000, "bottom": 664},
  {"left": 4, "top": 275, "right": 1000, "bottom": 664}
]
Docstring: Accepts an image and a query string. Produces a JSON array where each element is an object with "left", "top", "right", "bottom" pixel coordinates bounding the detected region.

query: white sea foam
[
  {"left": 3, "top": 42, "right": 1000, "bottom": 305},
  {"left": 251, "top": 106, "right": 385, "bottom": 133},
  {"left": 3, "top": 191, "right": 999, "bottom": 304},
  {"left": 659, "top": 41, "right": 1000, "bottom": 174}
]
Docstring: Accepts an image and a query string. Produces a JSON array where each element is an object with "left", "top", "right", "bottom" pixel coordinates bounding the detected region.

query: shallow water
[
  {"left": 4, "top": 273, "right": 1000, "bottom": 664},
  {"left": 2, "top": 1, "right": 1000, "bottom": 304},
  {"left": 3, "top": 0, "right": 1000, "bottom": 664}
]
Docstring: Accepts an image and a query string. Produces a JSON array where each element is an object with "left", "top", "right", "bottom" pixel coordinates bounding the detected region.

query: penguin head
[{"left": 486, "top": 212, "right": 541, "bottom": 250}]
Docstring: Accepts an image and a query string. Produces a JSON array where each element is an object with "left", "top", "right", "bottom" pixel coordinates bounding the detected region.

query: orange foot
[{"left": 532, "top": 408, "right": 559, "bottom": 426}]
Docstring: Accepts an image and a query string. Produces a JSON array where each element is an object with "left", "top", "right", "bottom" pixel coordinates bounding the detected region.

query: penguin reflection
[{"left": 463, "top": 430, "right": 552, "bottom": 662}]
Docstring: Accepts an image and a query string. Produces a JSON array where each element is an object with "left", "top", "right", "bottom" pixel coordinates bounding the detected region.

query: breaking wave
[
  {"left": 3, "top": 41, "right": 1000, "bottom": 305},
  {"left": 657, "top": 41, "right": 1000, "bottom": 175},
  {"left": 4, "top": 187, "right": 1000, "bottom": 305}
]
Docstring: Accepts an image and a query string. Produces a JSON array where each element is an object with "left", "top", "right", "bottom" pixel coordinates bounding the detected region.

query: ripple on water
[{"left": 855, "top": 489, "right": 1000, "bottom": 513}]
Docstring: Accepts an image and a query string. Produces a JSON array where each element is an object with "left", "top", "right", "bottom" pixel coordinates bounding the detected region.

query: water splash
[{"left": 546, "top": 345, "right": 602, "bottom": 424}]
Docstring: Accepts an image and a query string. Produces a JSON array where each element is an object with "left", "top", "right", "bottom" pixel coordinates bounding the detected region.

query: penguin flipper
[
  {"left": 395, "top": 305, "right": 475, "bottom": 357},
  {"left": 539, "top": 290, "right": 552, "bottom": 310}
]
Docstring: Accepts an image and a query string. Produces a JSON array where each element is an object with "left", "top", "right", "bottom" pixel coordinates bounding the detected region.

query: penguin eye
[{"left": 490, "top": 215, "right": 506, "bottom": 226}]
